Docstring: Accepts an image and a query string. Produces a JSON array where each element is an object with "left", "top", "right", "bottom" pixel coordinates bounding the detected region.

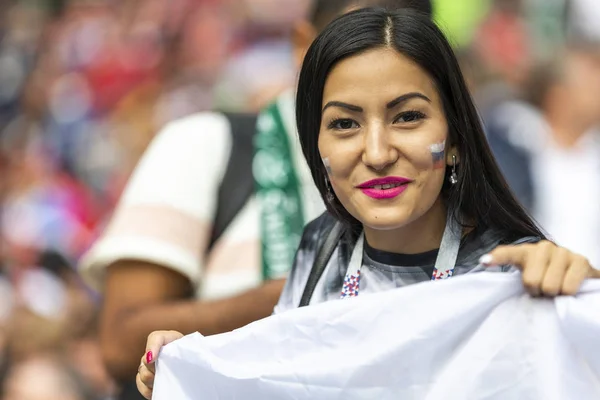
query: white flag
[{"left": 153, "top": 272, "right": 600, "bottom": 400}]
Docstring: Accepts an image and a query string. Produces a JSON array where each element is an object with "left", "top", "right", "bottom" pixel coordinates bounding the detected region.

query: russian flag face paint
[
  {"left": 429, "top": 140, "right": 446, "bottom": 169},
  {"left": 322, "top": 157, "right": 332, "bottom": 174}
]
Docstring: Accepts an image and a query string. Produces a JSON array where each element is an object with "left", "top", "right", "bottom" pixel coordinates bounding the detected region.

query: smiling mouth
[
  {"left": 356, "top": 176, "right": 413, "bottom": 189},
  {"left": 357, "top": 179, "right": 411, "bottom": 200}
]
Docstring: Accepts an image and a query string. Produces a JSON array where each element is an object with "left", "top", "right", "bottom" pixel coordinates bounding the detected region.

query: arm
[
  {"left": 100, "top": 261, "right": 284, "bottom": 381},
  {"left": 78, "top": 113, "right": 275, "bottom": 381}
]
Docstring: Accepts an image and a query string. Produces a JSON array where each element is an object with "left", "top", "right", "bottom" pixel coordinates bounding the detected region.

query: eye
[
  {"left": 394, "top": 110, "right": 427, "bottom": 124},
  {"left": 328, "top": 118, "right": 360, "bottom": 130}
]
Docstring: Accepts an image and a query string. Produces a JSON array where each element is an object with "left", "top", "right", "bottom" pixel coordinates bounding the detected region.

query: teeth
[{"left": 373, "top": 183, "right": 401, "bottom": 190}]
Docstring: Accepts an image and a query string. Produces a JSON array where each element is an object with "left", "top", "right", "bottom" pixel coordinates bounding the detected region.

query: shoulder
[
  {"left": 293, "top": 211, "right": 341, "bottom": 269},
  {"left": 122, "top": 112, "right": 234, "bottom": 200},
  {"left": 458, "top": 226, "right": 541, "bottom": 266},
  {"left": 133, "top": 112, "right": 234, "bottom": 180},
  {"left": 274, "top": 212, "right": 343, "bottom": 314},
  {"left": 154, "top": 112, "right": 233, "bottom": 151},
  {"left": 306, "top": 211, "right": 337, "bottom": 230},
  {"left": 299, "top": 212, "right": 340, "bottom": 248},
  {"left": 452, "top": 227, "right": 542, "bottom": 276}
]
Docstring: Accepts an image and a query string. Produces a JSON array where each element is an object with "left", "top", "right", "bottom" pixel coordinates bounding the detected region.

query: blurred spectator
[
  {"left": 1, "top": 1, "right": 308, "bottom": 398},
  {"left": 466, "top": 0, "right": 533, "bottom": 117},
  {"left": 485, "top": 41, "right": 600, "bottom": 268}
]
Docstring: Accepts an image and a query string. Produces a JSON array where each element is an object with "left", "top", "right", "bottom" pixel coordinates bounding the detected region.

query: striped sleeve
[{"left": 78, "top": 112, "right": 232, "bottom": 292}]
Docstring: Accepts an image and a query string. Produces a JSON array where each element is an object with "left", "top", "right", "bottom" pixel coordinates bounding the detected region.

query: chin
[{"left": 354, "top": 207, "right": 416, "bottom": 231}]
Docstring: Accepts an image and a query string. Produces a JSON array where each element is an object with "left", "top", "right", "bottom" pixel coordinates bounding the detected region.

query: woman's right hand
[{"left": 136, "top": 330, "right": 184, "bottom": 399}]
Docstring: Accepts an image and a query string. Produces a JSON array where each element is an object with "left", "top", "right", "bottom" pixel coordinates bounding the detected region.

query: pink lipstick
[{"left": 356, "top": 176, "right": 412, "bottom": 199}]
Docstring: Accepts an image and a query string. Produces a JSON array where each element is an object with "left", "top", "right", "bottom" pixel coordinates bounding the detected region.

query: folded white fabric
[{"left": 153, "top": 272, "right": 600, "bottom": 400}]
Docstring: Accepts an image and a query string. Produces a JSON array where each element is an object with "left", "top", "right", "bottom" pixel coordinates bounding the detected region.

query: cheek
[
  {"left": 318, "top": 136, "right": 361, "bottom": 180},
  {"left": 404, "top": 138, "right": 446, "bottom": 171},
  {"left": 321, "top": 156, "right": 352, "bottom": 179},
  {"left": 428, "top": 139, "right": 446, "bottom": 169},
  {"left": 407, "top": 139, "right": 448, "bottom": 195},
  {"left": 411, "top": 163, "right": 446, "bottom": 216},
  {"left": 321, "top": 156, "right": 353, "bottom": 196}
]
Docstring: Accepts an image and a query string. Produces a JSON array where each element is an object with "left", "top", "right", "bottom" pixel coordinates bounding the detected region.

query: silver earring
[
  {"left": 325, "top": 178, "right": 335, "bottom": 202},
  {"left": 450, "top": 155, "right": 458, "bottom": 185}
]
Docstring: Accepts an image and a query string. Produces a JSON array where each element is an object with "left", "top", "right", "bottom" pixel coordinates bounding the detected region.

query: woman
[{"left": 136, "top": 8, "right": 599, "bottom": 398}]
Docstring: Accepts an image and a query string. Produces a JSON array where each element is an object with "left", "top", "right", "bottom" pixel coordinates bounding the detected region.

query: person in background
[
  {"left": 486, "top": 39, "right": 600, "bottom": 269},
  {"left": 77, "top": 1, "right": 433, "bottom": 399}
]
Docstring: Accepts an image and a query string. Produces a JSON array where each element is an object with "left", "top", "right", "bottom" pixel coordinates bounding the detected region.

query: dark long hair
[{"left": 296, "top": 7, "right": 544, "bottom": 241}]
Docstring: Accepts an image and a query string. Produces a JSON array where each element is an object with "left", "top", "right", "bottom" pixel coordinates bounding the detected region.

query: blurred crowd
[{"left": 0, "top": 0, "right": 599, "bottom": 399}]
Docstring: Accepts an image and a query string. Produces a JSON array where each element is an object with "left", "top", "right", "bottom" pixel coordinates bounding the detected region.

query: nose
[{"left": 361, "top": 123, "right": 399, "bottom": 171}]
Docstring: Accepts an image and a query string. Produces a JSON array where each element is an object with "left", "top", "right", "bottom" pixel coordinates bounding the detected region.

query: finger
[
  {"left": 144, "top": 330, "right": 184, "bottom": 373},
  {"left": 136, "top": 371, "right": 153, "bottom": 400},
  {"left": 479, "top": 244, "right": 534, "bottom": 268},
  {"left": 540, "top": 246, "right": 569, "bottom": 297},
  {"left": 520, "top": 241, "right": 553, "bottom": 297},
  {"left": 561, "top": 256, "right": 591, "bottom": 296},
  {"left": 139, "top": 356, "right": 155, "bottom": 389},
  {"left": 144, "top": 349, "right": 155, "bottom": 375}
]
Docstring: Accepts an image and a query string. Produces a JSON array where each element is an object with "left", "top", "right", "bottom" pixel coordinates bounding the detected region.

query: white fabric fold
[{"left": 153, "top": 272, "right": 600, "bottom": 400}]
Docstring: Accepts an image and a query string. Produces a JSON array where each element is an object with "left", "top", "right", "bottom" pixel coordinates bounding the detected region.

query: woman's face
[{"left": 318, "top": 47, "right": 455, "bottom": 231}]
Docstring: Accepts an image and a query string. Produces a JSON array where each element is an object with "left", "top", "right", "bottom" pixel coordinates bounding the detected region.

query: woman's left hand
[{"left": 480, "top": 240, "right": 600, "bottom": 297}]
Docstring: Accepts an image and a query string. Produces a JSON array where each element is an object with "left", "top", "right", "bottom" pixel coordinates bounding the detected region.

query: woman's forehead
[{"left": 322, "top": 48, "right": 439, "bottom": 106}]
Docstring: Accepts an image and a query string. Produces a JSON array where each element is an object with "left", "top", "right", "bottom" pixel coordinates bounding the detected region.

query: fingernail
[
  {"left": 146, "top": 351, "right": 153, "bottom": 364},
  {"left": 479, "top": 254, "right": 493, "bottom": 265}
]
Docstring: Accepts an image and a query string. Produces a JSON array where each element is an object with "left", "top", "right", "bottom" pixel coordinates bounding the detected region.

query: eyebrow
[
  {"left": 386, "top": 92, "right": 431, "bottom": 109},
  {"left": 322, "top": 92, "right": 431, "bottom": 113},
  {"left": 321, "top": 101, "right": 363, "bottom": 113}
]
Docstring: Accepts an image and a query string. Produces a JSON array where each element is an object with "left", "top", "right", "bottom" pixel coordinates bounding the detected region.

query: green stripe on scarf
[{"left": 254, "top": 102, "right": 305, "bottom": 280}]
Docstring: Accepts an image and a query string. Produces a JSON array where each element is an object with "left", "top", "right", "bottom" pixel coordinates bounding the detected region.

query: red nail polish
[{"left": 146, "top": 351, "right": 153, "bottom": 364}]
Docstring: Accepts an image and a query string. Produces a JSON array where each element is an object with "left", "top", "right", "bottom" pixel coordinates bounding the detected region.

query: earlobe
[{"left": 446, "top": 147, "right": 460, "bottom": 166}]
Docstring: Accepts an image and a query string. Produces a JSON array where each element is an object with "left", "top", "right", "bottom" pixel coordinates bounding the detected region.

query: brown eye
[
  {"left": 394, "top": 110, "right": 426, "bottom": 123},
  {"left": 328, "top": 118, "right": 359, "bottom": 130}
]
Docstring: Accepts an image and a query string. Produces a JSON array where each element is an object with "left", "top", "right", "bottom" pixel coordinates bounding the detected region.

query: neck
[{"left": 363, "top": 198, "right": 448, "bottom": 254}]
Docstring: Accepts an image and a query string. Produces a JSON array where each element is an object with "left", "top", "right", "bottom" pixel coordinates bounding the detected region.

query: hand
[
  {"left": 480, "top": 240, "right": 600, "bottom": 297},
  {"left": 136, "top": 330, "right": 184, "bottom": 399}
]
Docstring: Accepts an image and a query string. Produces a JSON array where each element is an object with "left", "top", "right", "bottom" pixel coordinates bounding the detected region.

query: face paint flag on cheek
[
  {"left": 322, "top": 157, "right": 332, "bottom": 175},
  {"left": 429, "top": 141, "right": 446, "bottom": 169}
]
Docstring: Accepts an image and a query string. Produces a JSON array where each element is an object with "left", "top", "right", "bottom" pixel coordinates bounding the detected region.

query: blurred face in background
[
  {"left": 563, "top": 48, "right": 600, "bottom": 128},
  {"left": 291, "top": 2, "right": 360, "bottom": 70},
  {"left": 543, "top": 48, "right": 600, "bottom": 136}
]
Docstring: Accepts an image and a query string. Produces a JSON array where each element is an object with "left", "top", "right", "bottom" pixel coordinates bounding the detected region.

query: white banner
[{"left": 153, "top": 272, "right": 600, "bottom": 400}]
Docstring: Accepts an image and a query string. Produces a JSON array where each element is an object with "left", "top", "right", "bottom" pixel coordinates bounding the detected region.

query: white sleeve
[{"left": 78, "top": 112, "right": 232, "bottom": 292}]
